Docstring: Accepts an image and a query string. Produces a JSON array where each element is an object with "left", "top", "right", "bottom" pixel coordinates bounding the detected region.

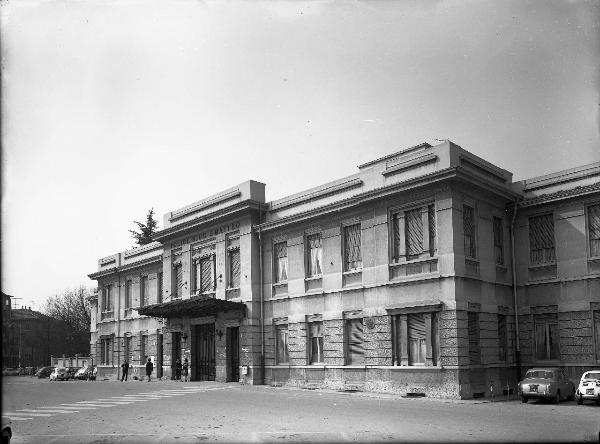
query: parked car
[
  {"left": 74, "top": 365, "right": 96, "bottom": 381},
  {"left": 1, "top": 368, "right": 19, "bottom": 376},
  {"left": 1, "top": 415, "right": 12, "bottom": 443},
  {"left": 35, "top": 366, "right": 53, "bottom": 379},
  {"left": 575, "top": 370, "right": 600, "bottom": 405},
  {"left": 50, "top": 367, "right": 79, "bottom": 381},
  {"left": 518, "top": 367, "right": 575, "bottom": 404}
]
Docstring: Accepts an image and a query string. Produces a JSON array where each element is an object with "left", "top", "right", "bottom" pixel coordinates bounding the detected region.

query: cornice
[
  {"left": 88, "top": 255, "right": 162, "bottom": 281},
  {"left": 169, "top": 189, "right": 241, "bottom": 223},
  {"left": 270, "top": 177, "right": 362, "bottom": 211},
  {"left": 519, "top": 182, "right": 600, "bottom": 208}
]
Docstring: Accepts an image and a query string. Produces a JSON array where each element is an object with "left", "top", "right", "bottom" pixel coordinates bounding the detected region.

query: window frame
[
  {"left": 125, "top": 280, "right": 133, "bottom": 317},
  {"left": 498, "top": 314, "right": 507, "bottom": 362},
  {"left": 342, "top": 223, "right": 362, "bottom": 272},
  {"left": 172, "top": 262, "right": 183, "bottom": 299},
  {"left": 528, "top": 212, "right": 556, "bottom": 266},
  {"left": 468, "top": 311, "right": 480, "bottom": 365},
  {"left": 306, "top": 233, "right": 323, "bottom": 278},
  {"left": 534, "top": 314, "right": 560, "bottom": 362},
  {"left": 273, "top": 241, "right": 288, "bottom": 284},
  {"left": 390, "top": 202, "right": 437, "bottom": 263},
  {"left": 463, "top": 204, "right": 477, "bottom": 260},
  {"left": 586, "top": 203, "right": 600, "bottom": 259},
  {"left": 193, "top": 254, "right": 216, "bottom": 294},
  {"left": 308, "top": 321, "right": 324, "bottom": 364},
  {"left": 275, "top": 324, "right": 289, "bottom": 365},
  {"left": 493, "top": 216, "right": 505, "bottom": 266},
  {"left": 140, "top": 275, "right": 149, "bottom": 307},
  {"left": 345, "top": 318, "right": 365, "bottom": 365}
]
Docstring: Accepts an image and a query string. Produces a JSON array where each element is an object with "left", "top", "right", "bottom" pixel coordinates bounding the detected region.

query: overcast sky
[{"left": 2, "top": 0, "right": 599, "bottom": 311}]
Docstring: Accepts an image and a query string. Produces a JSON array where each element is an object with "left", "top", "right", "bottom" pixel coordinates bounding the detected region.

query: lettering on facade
[{"left": 170, "top": 221, "right": 240, "bottom": 248}]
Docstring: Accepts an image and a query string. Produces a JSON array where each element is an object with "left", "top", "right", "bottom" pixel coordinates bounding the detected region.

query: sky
[{"left": 2, "top": 0, "right": 599, "bottom": 311}]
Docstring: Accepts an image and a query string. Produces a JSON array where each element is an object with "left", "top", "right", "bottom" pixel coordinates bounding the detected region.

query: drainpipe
[
  {"left": 258, "top": 207, "right": 265, "bottom": 385},
  {"left": 510, "top": 201, "right": 521, "bottom": 382}
]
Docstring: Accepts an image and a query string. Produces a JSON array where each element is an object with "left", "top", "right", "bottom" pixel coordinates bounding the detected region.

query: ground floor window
[
  {"left": 308, "top": 321, "right": 323, "bottom": 364},
  {"left": 535, "top": 314, "right": 559, "bottom": 361},
  {"left": 276, "top": 324, "right": 289, "bottom": 364},
  {"left": 394, "top": 312, "right": 438, "bottom": 366},
  {"left": 345, "top": 318, "right": 365, "bottom": 365},
  {"left": 124, "top": 336, "right": 133, "bottom": 363},
  {"left": 140, "top": 335, "right": 148, "bottom": 363},
  {"left": 100, "top": 337, "right": 112, "bottom": 365},
  {"left": 498, "top": 314, "right": 507, "bottom": 362},
  {"left": 595, "top": 311, "right": 600, "bottom": 360},
  {"left": 468, "top": 312, "right": 480, "bottom": 365}
]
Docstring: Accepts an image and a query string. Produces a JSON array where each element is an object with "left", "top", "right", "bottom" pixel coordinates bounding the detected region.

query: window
[
  {"left": 140, "top": 335, "right": 148, "bottom": 363},
  {"left": 125, "top": 280, "right": 132, "bottom": 315},
  {"left": 308, "top": 321, "right": 324, "bottom": 364},
  {"left": 157, "top": 272, "right": 163, "bottom": 303},
  {"left": 498, "top": 314, "right": 507, "bottom": 361},
  {"left": 228, "top": 237, "right": 240, "bottom": 288},
  {"left": 594, "top": 311, "right": 600, "bottom": 360},
  {"left": 194, "top": 255, "right": 215, "bottom": 293},
  {"left": 100, "top": 337, "right": 112, "bottom": 365},
  {"left": 529, "top": 214, "right": 555, "bottom": 265},
  {"left": 468, "top": 312, "right": 480, "bottom": 365},
  {"left": 588, "top": 204, "right": 600, "bottom": 257},
  {"left": 428, "top": 204, "right": 436, "bottom": 256},
  {"left": 140, "top": 275, "right": 149, "bottom": 307},
  {"left": 173, "top": 263, "right": 183, "bottom": 299},
  {"left": 408, "top": 314, "right": 427, "bottom": 365},
  {"left": 101, "top": 285, "right": 113, "bottom": 319},
  {"left": 535, "top": 314, "right": 559, "bottom": 361},
  {"left": 307, "top": 234, "right": 323, "bottom": 277},
  {"left": 343, "top": 224, "right": 362, "bottom": 271},
  {"left": 493, "top": 217, "right": 504, "bottom": 266},
  {"left": 463, "top": 205, "right": 476, "bottom": 259},
  {"left": 275, "top": 324, "right": 289, "bottom": 364},
  {"left": 274, "top": 242, "right": 288, "bottom": 283},
  {"left": 393, "top": 312, "right": 438, "bottom": 366},
  {"left": 392, "top": 204, "right": 436, "bottom": 261},
  {"left": 125, "top": 336, "right": 133, "bottom": 363},
  {"left": 345, "top": 318, "right": 365, "bottom": 365}
]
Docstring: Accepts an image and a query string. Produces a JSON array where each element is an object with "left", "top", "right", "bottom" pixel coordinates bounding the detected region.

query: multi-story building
[{"left": 87, "top": 141, "right": 599, "bottom": 398}]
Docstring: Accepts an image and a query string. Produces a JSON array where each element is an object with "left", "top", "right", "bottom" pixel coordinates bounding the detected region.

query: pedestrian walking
[
  {"left": 120, "top": 360, "right": 129, "bottom": 382},
  {"left": 182, "top": 358, "right": 189, "bottom": 382},
  {"left": 145, "top": 357, "right": 153, "bottom": 382},
  {"left": 175, "top": 359, "right": 182, "bottom": 381}
]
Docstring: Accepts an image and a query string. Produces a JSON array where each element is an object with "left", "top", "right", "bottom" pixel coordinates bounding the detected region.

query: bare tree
[
  {"left": 129, "top": 208, "right": 159, "bottom": 246},
  {"left": 43, "top": 285, "right": 91, "bottom": 335}
]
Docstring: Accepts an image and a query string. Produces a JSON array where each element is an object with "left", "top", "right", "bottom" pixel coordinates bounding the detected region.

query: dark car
[
  {"left": 518, "top": 367, "right": 575, "bottom": 404},
  {"left": 35, "top": 366, "right": 53, "bottom": 379}
]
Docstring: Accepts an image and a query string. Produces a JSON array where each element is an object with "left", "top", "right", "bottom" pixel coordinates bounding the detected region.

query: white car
[{"left": 576, "top": 370, "right": 600, "bottom": 405}]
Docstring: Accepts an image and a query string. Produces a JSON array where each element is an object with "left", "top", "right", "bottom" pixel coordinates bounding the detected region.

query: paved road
[{"left": 3, "top": 376, "right": 599, "bottom": 443}]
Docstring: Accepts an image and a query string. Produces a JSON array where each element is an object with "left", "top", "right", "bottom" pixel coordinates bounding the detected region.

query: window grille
[
  {"left": 405, "top": 209, "right": 423, "bottom": 258},
  {"left": 493, "top": 217, "right": 504, "bottom": 265},
  {"left": 157, "top": 272, "right": 163, "bottom": 303},
  {"left": 535, "top": 313, "right": 559, "bottom": 360},
  {"left": 174, "top": 264, "right": 183, "bottom": 299},
  {"left": 392, "top": 214, "right": 402, "bottom": 260},
  {"left": 408, "top": 314, "right": 426, "bottom": 365},
  {"left": 200, "top": 256, "right": 215, "bottom": 293},
  {"left": 344, "top": 224, "right": 362, "bottom": 271},
  {"left": 140, "top": 275, "right": 149, "bottom": 307},
  {"left": 309, "top": 321, "right": 324, "bottom": 364},
  {"left": 274, "top": 242, "right": 288, "bottom": 283},
  {"left": 125, "top": 280, "right": 132, "bottom": 310},
  {"left": 468, "top": 312, "right": 480, "bottom": 364},
  {"left": 428, "top": 204, "right": 436, "bottom": 256},
  {"left": 276, "top": 324, "right": 289, "bottom": 364},
  {"left": 463, "top": 205, "right": 476, "bottom": 258},
  {"left": 307, "top": 234, "right": 323, "bottom": 277},
  {"left": 594, "top": 311, "right": 600, "bottom": 360},
  {"left": 346, "top": 318, "right": 365, "bottom": 365},
  {"left": 229, "top": 248, "right": 241, "bottom": 288},
  {"left": 529, "top": 214, "right": 555, "bottom": 265},
  {"left": 498, "top": 314, "right": 507, "bottom": 361},
  {"left": 588, "top": 204, "right": 600, "bottom": 257}
]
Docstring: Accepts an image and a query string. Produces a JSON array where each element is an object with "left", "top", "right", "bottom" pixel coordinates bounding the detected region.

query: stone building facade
[{"left": 88, "top": 140, "right": 600, "bottom": 398}]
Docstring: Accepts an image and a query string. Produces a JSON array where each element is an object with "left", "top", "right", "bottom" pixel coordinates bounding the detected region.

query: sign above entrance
[{"left": 170, "top": 221, "right": 240, "bottom": 248}]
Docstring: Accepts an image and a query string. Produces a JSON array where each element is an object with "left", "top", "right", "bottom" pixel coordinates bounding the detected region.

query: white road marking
[
  {"left": 59, "top": 404, "right": 97, "bottom": 409},
  {"left": 95, "top": 399, "right": 135, "bottom": 404},
  {"left": 4, "top": 412, "right": 53, "bottom": 417},
  {"left": 74, "top": 402, "right": 117, "bottom": 407},
  {"left": 8, "top": 416, "right": 32, "bottom": 421},
  {"left": 17, "top": 409, "right": 76, "bottom": 414},
  {"left": 42, "top": 406, "right": 85, "bottom": 410}
]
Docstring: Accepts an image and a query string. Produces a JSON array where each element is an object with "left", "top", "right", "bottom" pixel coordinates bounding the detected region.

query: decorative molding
[
  {"left": 358, "top": 142, "right": 432, "bottom": 169},
  {"left": 459, "top": 156, "right": 507, "bottom": 184},
  {"left": 169, "top": 189, "right": 241, "bottom": 222},
  {"left": 382, "top": 153, "right": 438, "bottom": 177},
  {"left": 519, "top": 182, "right": 600, "bottom": 208},
  {"left": 270, "top": 177, "right": 363, "bottom": 211}
]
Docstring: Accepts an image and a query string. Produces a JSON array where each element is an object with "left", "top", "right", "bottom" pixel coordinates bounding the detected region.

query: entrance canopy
[{"left": 137, "top": 296, "right": 246, "bottom": 318}]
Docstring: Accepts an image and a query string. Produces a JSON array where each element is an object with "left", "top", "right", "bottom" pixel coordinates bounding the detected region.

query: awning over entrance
[{"left": 137, "top": 296, "right": 246, "bottom": 318}]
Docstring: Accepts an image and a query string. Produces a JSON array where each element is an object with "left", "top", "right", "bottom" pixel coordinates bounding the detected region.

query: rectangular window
[
  {"left": 228, "top": 248, "right": 241, "bottom": 288},
  {"left": 173, "top": 263, "right": 183, "bottom": 299},
  {"left": 493, "top": 217, "right": 504, "bottom": 266},
  {"left": 307, "top": 234, "right": 323, "bottom": 277},
  {"left": 101, "top": 338, "right": 112, "bottom": 365},
  {"left": 140, "top": 275, "right": 149, "bottom": 307},
  {"left": 498, "top": 314, "right": 507, "bottom": 361},
  {"left": 588, "top": 204, "right": 600, "bottom": 257},
  {"left": 274, "top": 242, "right": 288, "bottom": 283},
  {"left": 345, "top": 318, "right": 365, "bottom": 365},
  {"left": 405, "top": 208, "right": 423, "bottom": 259},
  {"left": 393, "top": 312, "right": 438, "bottom": 366},
  {"left": 275, "top": 324, "right": 289, "bottom": 364},
  {"left": 101, "top": 286, "right": 113, "bottom": 319},
  {"left": 157, "top": 272, "right": 163, "bottom": 303},
  {"left": 463, "top": 205, "right": 476, "bottom": 259},
  {"left": 529, "top": 214, "right": 555, "bottom": 265},
  {"left": 408, "top": 313, "right": 427, "bottom": 365},
  {"left": 344, "top": 224, "right": 362, "bottom": 271},
  {"left": 308, "top": 321, "right": 324, "bottom": 364},
  {"left": 392, "top": 204, "right": 436, "bottom": 261},
  {"left": 535, "top": 314, "right": 559, "bottom": 360},
  {"left": 125, "top": 336, "right": 133, "bottom": 363},
  {"left": 594, "top": 311, "right": 600, "bottom": 360},
  {"left": 140, "top": 335, "right": 148, "bottom": 363},
  {"left": 195, "top": 255, "right": 215, "bottom": 293},
  {"left": 428, "top": 204, "right": 436, "bottom": 256},
  {"left": 468, "top": 312, "right": 480, "bottom": 365},
  {"left": 125, "top": 280, "right": 132, "bottom": 310}
]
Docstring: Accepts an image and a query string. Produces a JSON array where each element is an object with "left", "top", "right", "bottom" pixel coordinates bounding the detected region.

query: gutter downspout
[
  {"left": 259, "top": 207, "right": 265, "bottom": 385},
  {"left": 510, "top": 201, "right": 521, "bottom": 382}
]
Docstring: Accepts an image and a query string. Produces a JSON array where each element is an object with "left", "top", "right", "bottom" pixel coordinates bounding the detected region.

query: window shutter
[
  {"left": 175, "top": 264, "right": 183, "bottom": 298},
  {"left": 344, "top": 224, "right": 362, "bottom": 270},
  {"left": 230, "top": 249, "right": 240, "bottom": 288},
  {"left": 529, "top": 214, "right": 555, "bottom": 264},
  {"left": 405, "top": 209, "right": 423, "bottom": 258},
  {"left": 589, "top": 205, "right": 600, "bottom": 257},
  {"left": 346, "top": 319, "right": 365, "bottom": 365}
]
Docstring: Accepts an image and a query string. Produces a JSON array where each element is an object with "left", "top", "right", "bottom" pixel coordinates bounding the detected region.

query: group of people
[{"left": 120, "top": 357, "right": 188, "bottom": 382}]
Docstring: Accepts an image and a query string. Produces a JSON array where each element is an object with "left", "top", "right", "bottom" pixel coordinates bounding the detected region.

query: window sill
[
  {"left": 304, "top": 276, "right": 322, "bottom": 281},
  {"left": 465, "top": 257, "right": 479, "bottom": 264},
  {"left": 342, "top": 269, "right": 362, "bottom": 276},
  {"left": 587, "top": 256, "right": 600, "bottom": 262},
  {"left": 495, "top": 264, "right": 508, "bottom": 271},
  {"left": 192, "top": 291, "right": 216, "bottom": 298},
  {"left": 391, "top": 255, "right": 437, "bottom": 266},
  {"left": 528, "top": 263, "right": 557, "bottom": 270},
  {"left": 272, "top": 281, "right": 288, "bottom": 288}
]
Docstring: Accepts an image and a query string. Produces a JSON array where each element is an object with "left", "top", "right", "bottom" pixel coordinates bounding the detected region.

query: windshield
[
  {"left": 583, "top": 372, "right": 600, "bottom": 380},
  {"left": 525, "top": 370, "right": 553, "bottom": 379}
]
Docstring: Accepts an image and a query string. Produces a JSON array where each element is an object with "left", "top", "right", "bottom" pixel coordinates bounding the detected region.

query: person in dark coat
[
  {"left": 145, "top": 357, "right": 153, "bottom": 382},
  {"left": 175, "top": 359, "right": 182, "bottom": 381},
  {"left": 120, "top": 360, "right": 129, "bottom": 382},
  {"left": 182, "top": 358, "right": 189, "bottom": 382}
]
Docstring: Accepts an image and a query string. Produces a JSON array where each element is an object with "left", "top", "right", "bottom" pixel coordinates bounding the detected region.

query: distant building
[
  {"left": 87, "top": 141, "right": 600, "bottom": 398},
  {"left": 2, "top": 293, "right": 89, "bottom": 368}
]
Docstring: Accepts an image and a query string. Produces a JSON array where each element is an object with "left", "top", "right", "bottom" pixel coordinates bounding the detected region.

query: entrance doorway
[
  {"left": 171, "top": 332, "right": 181, "bottom": 380},
  {"left": 227, "top": 326, "right": 240, "bottom": 382},
  {"left": 192, "top": 324, "right": 215, "bottom": 381}
]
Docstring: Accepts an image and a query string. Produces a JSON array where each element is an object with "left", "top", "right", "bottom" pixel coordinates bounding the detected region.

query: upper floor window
[
  {"left": 228, "top": 237, "right": 241, "bottom": 289},
  {"left": 493, "top": 217, "right": 504, "bottom": 266},
  {"left": 306, "top": 234, "right": 323, "bottom": 277},
  {"left": 463, "top": 205, "right": 476, "bottom": 259},
  {"left": 392, "top": 204, "right": 436, "bottom": 261},
  {"left": 125, "top": 280, "right": 132, "bottom": 315},
  {"left": 343, "top": 224, "right": 362, "bottom": 271},
  {"left": 588, "top": 204, "right": 600, "bottom": 258},
  {"left": 274, "top": 242, "right": 288, "bottom": 283},
  {"left": 140, "top": 275, "right": 149, "bottom": 307},
  {"left": 529, "top": 214, "right": 555, "bottom": 265},
  {"left": 173, "top": 263, "right": 183, "bottom": 299},
  {"left": 194, "top": 255, "right": 215, "bottom": 294},
  {"left": 101, "top": 285, "right": 113, "bottom": 314},
  {"left": 157, "top": 272, "right": 163, "bottom": 304}
]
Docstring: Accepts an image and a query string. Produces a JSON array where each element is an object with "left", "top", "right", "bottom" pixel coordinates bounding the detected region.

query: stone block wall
[
  {"left": 364, "top": 316, "right": 392, "bottom": 365},
  {"left": 559, "top": 311, "right": 594, "bottom": 363}
]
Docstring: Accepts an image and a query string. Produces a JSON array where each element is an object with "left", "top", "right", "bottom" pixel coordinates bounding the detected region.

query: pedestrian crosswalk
[{"left": 4, "top": 384, "right": 228, "bottom": 421}]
